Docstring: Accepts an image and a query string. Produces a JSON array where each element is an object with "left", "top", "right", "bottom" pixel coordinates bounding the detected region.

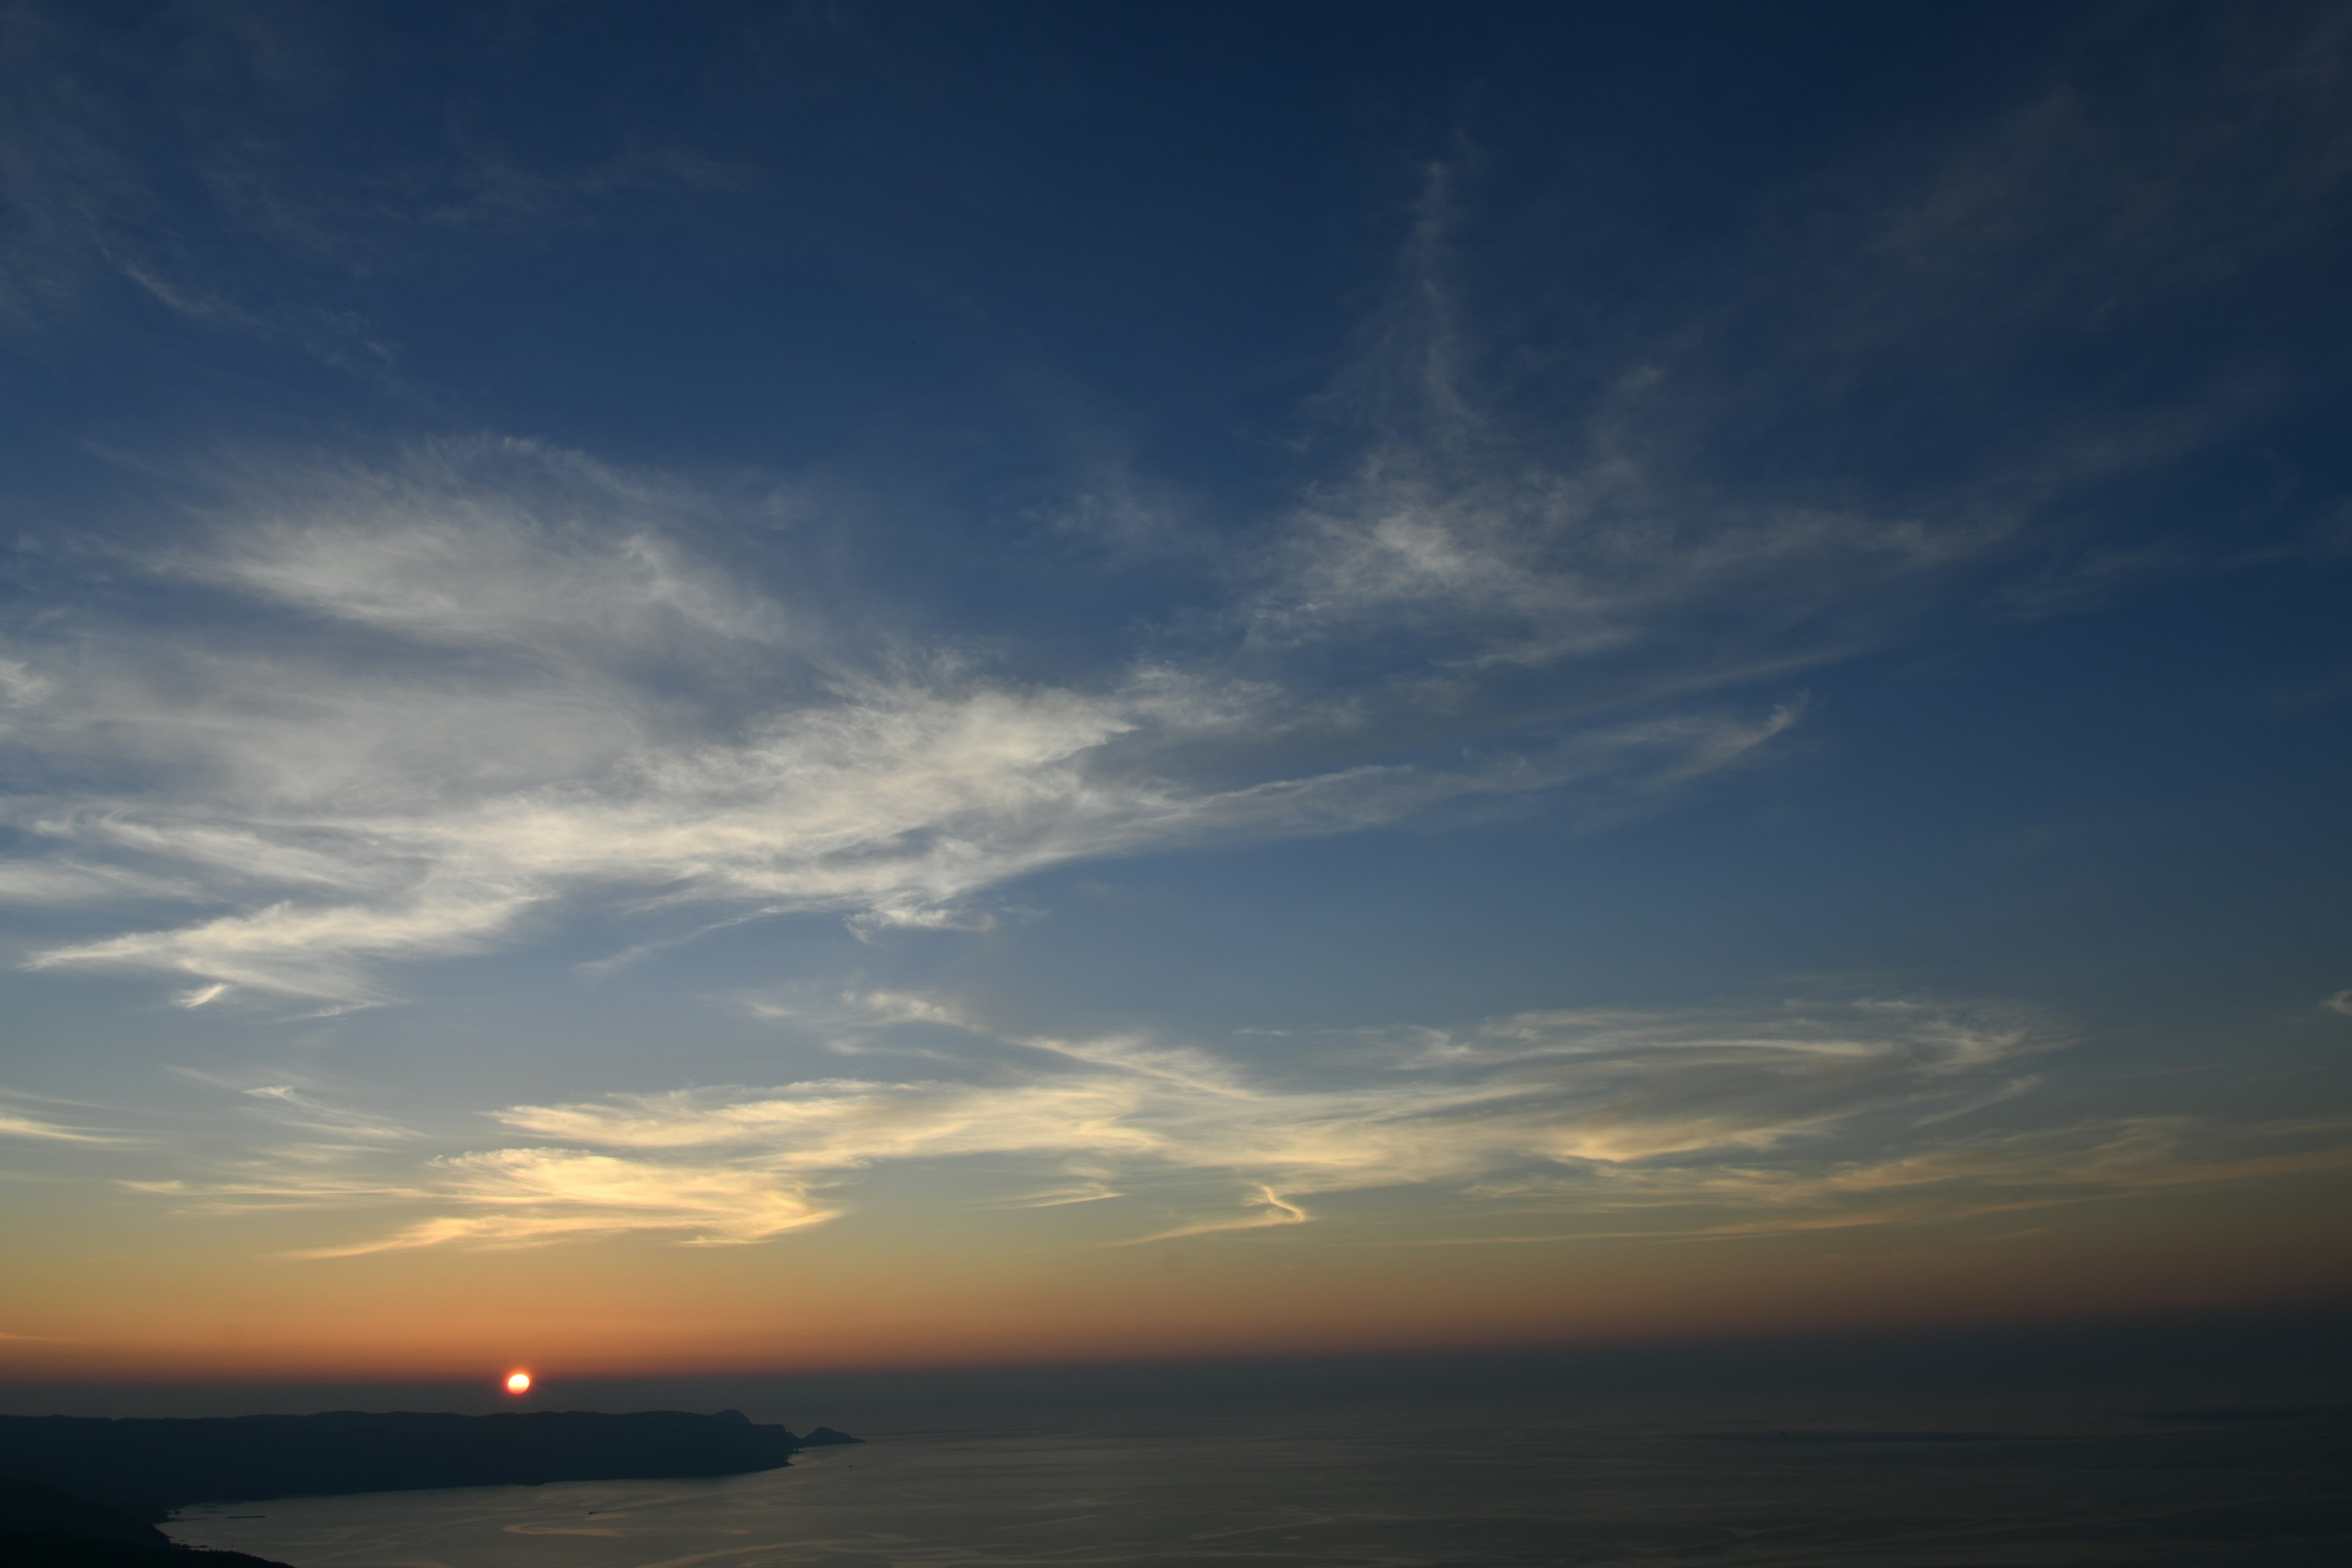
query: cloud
[
  {"left": 0, "top": 1110, "right": 115, "bottom": 1144},
  {"left": 1240, "top": 162, "right": 1983, "bottom": 686},
  {"left": 2323, "top": 990, "right": 2352, "bottom": 1018},
  {"left": 182, "top": 441, "right": 785, "bottom": 659},
  {"left": 193, "top": 997, "right": 2089, "bottom": 1254},
  {"left": 1258, "top": 387, "right": 1970, "bottom": 681},
  {"left": 1245, "top": 7, "right": 2352, "bottom": 691},
  {"left": 0, "top": 861, "right": 200, "bottom": 905},
  {"left": 0, "top": 6, "right": 745, "bottom": 358},
  {"left": 130, "top": 979, "right": 2352, "bottom": 1257},
  {"left": 239, "top": 1085, "right": 418, "bottom": 1145},
  {"left": 1117, "top": 1186, "right": 1311, "bottom": 1245},
  {"left": 16, "top": 23, "right": 2342, "bottom": 1014},
  {"left": 1447, "top": 1115, "right": 2352, "bottom": 1243},
  {"left": 298, "top": 1149, "right": 835, "bottom": 1256},
  {"left": 0, "top": 1095, "right": 126, "bottom": 1144},
  {"left": 31, "top": 889, "right": 540, "bottom": 1006},
  {"left": 4, "top": 440, "right": 1804, "bottom": 1005}
]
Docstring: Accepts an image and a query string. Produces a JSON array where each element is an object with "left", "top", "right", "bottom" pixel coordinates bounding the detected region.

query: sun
[{"left": 505, "top": 1371, "right": 532, "bottom": 1395}]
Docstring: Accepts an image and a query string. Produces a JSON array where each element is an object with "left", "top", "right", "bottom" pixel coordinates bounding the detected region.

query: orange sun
[{"left": 505, "top": 1371, "right": 532, "bottom": 1394}]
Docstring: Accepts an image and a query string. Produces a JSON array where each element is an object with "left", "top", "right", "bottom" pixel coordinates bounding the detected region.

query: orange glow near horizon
[
  {"left": 505, "top": 1371, "right": 531, "bottom": 1394},
  {"left": 1, "top": 1161, "right": 2349, "bottom": 1384}
]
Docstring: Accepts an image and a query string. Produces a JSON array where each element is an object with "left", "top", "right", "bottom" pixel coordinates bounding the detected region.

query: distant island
[{"left": 0, "top": 1409, "right": 861, "bottom": 1523}]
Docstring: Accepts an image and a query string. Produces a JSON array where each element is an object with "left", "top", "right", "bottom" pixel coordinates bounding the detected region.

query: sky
[{"left": 0, "top": 0, "right": 2348, "bottom": 1384}]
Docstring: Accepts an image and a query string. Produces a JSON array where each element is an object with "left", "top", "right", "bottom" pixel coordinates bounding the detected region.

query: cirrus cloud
[
  {"left": 141, "top": 997, "right": 2093, "bottom": 1254},
  {"left": 4, "top": 439, "right": 1809, "bottom": 1007}
]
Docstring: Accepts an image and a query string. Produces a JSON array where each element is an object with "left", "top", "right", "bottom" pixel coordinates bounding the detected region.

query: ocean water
[{"left": 163, "top": 1397, "right": 2351, "bottom": 1567}]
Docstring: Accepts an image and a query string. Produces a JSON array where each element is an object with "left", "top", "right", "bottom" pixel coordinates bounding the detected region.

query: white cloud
[
  {"left": 1238, "top": 164, "right": 1987, "bottom": 683},
  {"left": 31, "top": 888, "right": 539, "bottom": 1005},
  {"left": 1457, "top": 1114, "right": 2352, "bottom": 1242},
  {"left": 3, "top": 442, "right": 1805, "bottom": 1005},
  {"left": 0, "top": 1096, "right": 126, "bottom": 1144},
  {"left": 4, "top": 13, "right": 2342, "bottom": 1031},
  {"left": 298, "top": 1149, "right": 835, "bottom": 1256},
  {"left": 1262, "top": 457, "right": 1964, "bottom": 673},
  {"left": 0, "top": 1110, "right": 112, "bottom": 1143},
  {"left": 199, "top": 997, "right": 2082, "bottom": 1254},
  {"left": 491, "top": 1075, "right": 1167, "bottom": 1164},
  {"left": 240, "top": 1084, "right": 418, "bottom": 1144},
  {"left": 0, "top": 861, "right": 201, "bottom": 905},
  {"left": 34, "top": 103, "right": 2309, "bottom": 1011},
  {"left": 186, "top": 440, "right": 784, "bottom": 659},
  {"left": 1116, "top": 1186, "right": 1311, "bottom": 1245},
  {"left": 132, "top": 992, "right": 2352, "bottom": 1257}
]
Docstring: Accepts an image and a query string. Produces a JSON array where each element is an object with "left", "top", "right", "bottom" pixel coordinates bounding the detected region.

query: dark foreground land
[
  {"left": 1, "top": 1477, "right": 293, "bottom": 1567},
  {"left": 0, "top": 1408, "right": 858, "bottom": 1564},
  {"left": 0, "top": 1408, "right": 857, "bottom": 1516}
]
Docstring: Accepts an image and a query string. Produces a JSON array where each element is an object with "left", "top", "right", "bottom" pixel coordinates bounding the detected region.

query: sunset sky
[{"left": 1, "top": 2, "right": 2348, "bottom": 1382}]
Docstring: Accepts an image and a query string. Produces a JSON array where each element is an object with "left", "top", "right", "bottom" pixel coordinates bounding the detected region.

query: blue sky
[{"left": 0, "top": 2, "right": 2347, "bottom": 1373}]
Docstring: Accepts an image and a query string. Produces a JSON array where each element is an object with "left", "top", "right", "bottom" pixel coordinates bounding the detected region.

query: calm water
[{"left": 164, "top": 1399, "right": 2351, "bottom": 1567}]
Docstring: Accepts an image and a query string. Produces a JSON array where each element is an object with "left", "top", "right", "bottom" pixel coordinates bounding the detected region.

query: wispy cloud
[
  {"left": 0, "top": 861, "right": 202, "bottom": 906},
  {"left": 151, "top": 996, "right": 2108, "bottom": 1254},
  {"left": 133, "top": 993, "right": 2348, "bottom": 1257},
  {"left": 0, "top": 5, "right": 744, "bottom": 360},
  {"left": 1116, "top": 1186, "right": 1312, "bottom": 1245},
  {"left": 0, "top": 1094, "right": 128, "bottom": 1145},
  {"left": 1444, "top": 1115, "right": 2352, "bottom": 1243},
  {"left": 239, "top": 1085, "right": 418, "bottom": 1145},
  {"left": 4, "top": 439, "right": 1803, "bottom": 1006},
  {"left": 7, "top": 10, "right": 2342, "bottom": 1027},
  {"left": 0, "top": 1109, "right": 118, "bottom": 1144},
  {"left": 1238, "top": 158, "right": 1979, "bottom": 691},
  {"left": 1242, "top": 4, "right": 2352, "bottom": 697},
  {"left": 297, "top": 1149, "right": 836, "bottom": 1257}
]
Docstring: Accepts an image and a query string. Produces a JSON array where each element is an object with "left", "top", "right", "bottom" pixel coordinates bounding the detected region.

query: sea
[
  {"left": 34, "top": 1319, "right": 2352, "bottom": 1567},
  {"left": 162, "top": 1395, "right": 2350, "bottom": 1566}
]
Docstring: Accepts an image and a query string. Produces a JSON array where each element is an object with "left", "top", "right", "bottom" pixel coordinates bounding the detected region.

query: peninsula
[
  {"left": 1, "top": 1476, "right": 293, "bottom": 1567},
  {"left": 0, "top": 1410, "right": 858, "bottom": 1520}
]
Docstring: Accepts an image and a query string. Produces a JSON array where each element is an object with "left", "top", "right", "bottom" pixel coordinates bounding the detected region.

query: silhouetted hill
[
  {"left": 0, "top": 1409, "right": 836, "bottom": 1518},
  {"left": 0, "top": 1477, "right": 292, "bottom": 1567}
]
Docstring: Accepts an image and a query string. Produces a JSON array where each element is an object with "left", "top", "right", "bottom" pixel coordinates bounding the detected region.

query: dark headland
[
  {"left": 1, "top": 1476, "right": 294, "bottom": 1567},
  {"left": 0, "top": 1408, "right": 859, "bottom": 1561}
]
